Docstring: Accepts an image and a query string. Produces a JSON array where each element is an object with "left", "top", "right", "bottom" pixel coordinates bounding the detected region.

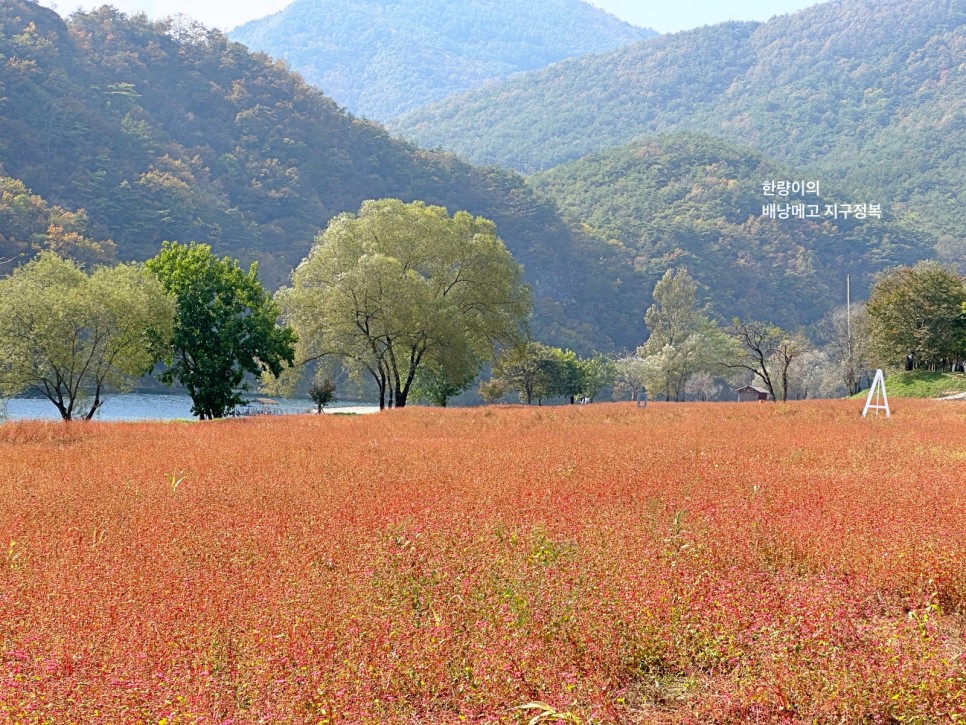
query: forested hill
[
  {"left": 229, "top": 0, "right": 655, "bottom": 122},
  {"left": 0, "top": 0, "right": 642, "bottom": 352},
  {"left": 393, "top": 0, "right": 966, "bottom": 256},
  {"left": 530, "top": 133, "right": 934, "bottom": 329}
]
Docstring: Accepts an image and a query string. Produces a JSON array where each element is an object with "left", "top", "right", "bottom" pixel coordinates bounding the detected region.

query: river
[{"left": 2, "top": 393, "right": 379, "bottom": 421}]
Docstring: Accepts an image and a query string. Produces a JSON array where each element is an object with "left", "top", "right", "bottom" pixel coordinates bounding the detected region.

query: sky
[
  {"left": 39, "top": 0, "right": 825, "bottom": 34},
  {"left": 589, "top": 0, "right": 822, "bottom": 33}
]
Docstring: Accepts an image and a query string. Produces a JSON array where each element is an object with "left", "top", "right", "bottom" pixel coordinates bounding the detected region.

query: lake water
[{"left": 2, "top": 393, "right": 379, "bottom": 421}]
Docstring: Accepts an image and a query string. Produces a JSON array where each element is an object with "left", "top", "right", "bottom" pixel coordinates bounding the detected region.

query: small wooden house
[{"left": 736, "top": 385, "right": 770, "bottom": 402}]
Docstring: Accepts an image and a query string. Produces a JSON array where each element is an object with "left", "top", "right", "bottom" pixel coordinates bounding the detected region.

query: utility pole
[{"left": 846, "top": 274, "right": 852, "bottom": 374}]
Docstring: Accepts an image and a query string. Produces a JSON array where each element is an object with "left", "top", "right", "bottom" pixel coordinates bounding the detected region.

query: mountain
[
  {"left": 0, "top": 175, "right": 117, "bottom": 265},
  {"left": 530, "top": 133, "right": 933, "bottom": 329},
  {"left": 0, "top": 0, "right": 640, "bottom": 352},
  {"left": 393, "top": 0, "right": 966, "bottom": 258},
  {"left": 0, "top": 0, "right": 944, "bottom": 355},
  {"left": 228, "top": 0, "right": 655, "bottom": 122}
]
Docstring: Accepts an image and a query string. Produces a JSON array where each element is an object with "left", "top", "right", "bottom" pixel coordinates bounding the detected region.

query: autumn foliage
[{"left": 1, "top": 401, "right": 964, "bottom": 723}]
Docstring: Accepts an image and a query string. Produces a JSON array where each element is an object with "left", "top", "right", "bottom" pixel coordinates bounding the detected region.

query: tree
[
  {"left": 771, "top": 332, "right": 812, "bottom": 402},
  {"left": 725, "top": 320, "right": 778, "bottom": 401},
  {"left": 146, "top": 241, "right": 297, "bottom": 419},
  {"left": 786, "top": 348, "right": 843, "bottom": 400},
  {"left": 492, "top": 342, "right": 553, "bottom": 405},
  {"left": 478, "top": 377, "right": 507, "bottom": 404},
  {"left": 0, "top": 252, "right": 173, "bottom": 420},
  {"left": 822, "top": 302, "right": 873, "bottom": 396},
  {"left": 683, "top": 371, "right": 722, "bottom": 401},
  {"left": 309, "top": 376, "right": 336, "bottom": 413},
  {"left": 644, "top": 268, "right": 706, "bottom": 351},
  {"left": 577, "top": 354, "right": 616, "bottom": 402},
  {"left": 411, "top": 358, "right": 476, "bottom": 407},
  {"left": 867, "top": 262, "right": 966, "bottom": 370},
  {"left": 724, "top": 320, "right": 809, "bottom": 402},
  {"left": 491, "top": 342, "right": 585, "bottom": 405},
  {"left": 612, "top": 354, "right": 649, "bottom": 401},
  {"left": 637, "top": 332, "right": 731, "bottom": 402},
  {"left": 555, "top": 348, "right": 585, "bottom": 404},
  {"left": 639, "top": 268, "right": 726, "bottom": 401},
  {"left": 279, "top": 200, "right": 531, "bottom": 409}
]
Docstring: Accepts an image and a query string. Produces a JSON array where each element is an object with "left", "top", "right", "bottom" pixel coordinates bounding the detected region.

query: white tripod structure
[{"left": 862, "top": 369, "right": 891, "bottom": 418}]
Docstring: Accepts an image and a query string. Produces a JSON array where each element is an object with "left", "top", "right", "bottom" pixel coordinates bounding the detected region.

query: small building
[{"left": 736, "top": 385, "right": 770, "bottom": 402}]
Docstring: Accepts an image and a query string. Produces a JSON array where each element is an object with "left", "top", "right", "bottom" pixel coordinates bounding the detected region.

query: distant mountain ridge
[
  {"left": 229, "top": 0, "right": 656, "bottom": 121},
  {"left": 531, "top": 133, "right": 933, "bottom": 329},
  {"left": 393, "top": 0, "right": 966, "bottom": 258}
]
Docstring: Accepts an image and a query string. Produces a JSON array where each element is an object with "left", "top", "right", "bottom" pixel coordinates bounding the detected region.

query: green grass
[{"left": 854, "top": 371, "right": 966, "bottom": 399}]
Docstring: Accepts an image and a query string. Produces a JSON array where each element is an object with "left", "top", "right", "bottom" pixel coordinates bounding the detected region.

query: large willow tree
[
  {"left": 0, "top": 253, "right": 173, "bottom": 420},
  {"left": 279, "top": 199, "right": 531, "bottom": 408}
]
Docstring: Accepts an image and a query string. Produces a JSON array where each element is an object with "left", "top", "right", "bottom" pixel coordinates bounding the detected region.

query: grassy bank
[{"left": 856, "top": 370, "right": 966, "bottom": 398}]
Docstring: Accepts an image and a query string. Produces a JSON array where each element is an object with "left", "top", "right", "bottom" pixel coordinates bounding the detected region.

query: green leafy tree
[
  {"left": 493, "top": 342, "right": 580, "bottom": 405},
  {"left": 867, "top": 262, "right": 966, "bottom": 370},
  {"left": 612, "top": 354, "right": 649, "bottom": 401},
  {"left": 492, "top": 343, "right": 544, "bottom": 405},
  {"left": 643, "top": 268, "right": 706, "bottom": 350},
  {"left": 478, "top": 377, "right": 507, "bottom": 404},
  {"left": 412, "top": 358, "right": 477, "bottom": 407},
  {"left": 637, "top": 340, "right": 691, "bottom": 402},
  {"left": 555, "top": 348, "right": 585, "bottom": 404},
  {"left": 279, "top": 200, "right": 531, "bottom": 409},
  {"left": 639, "top": 268, "right": 727, "bottom": 401},
  {"left": 577, "top": 354, "right": 615, "bottom": 402},
  {"left": 146, "top": 241, "right": 297, "bottom": 419},
  {"left": 0, "top": 252, "right": 173, "bottom": 420}
]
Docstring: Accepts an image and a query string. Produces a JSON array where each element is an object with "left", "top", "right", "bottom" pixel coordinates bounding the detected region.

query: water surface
[{"left": 3, "top": 393, "right": 377, "bottom": 421}]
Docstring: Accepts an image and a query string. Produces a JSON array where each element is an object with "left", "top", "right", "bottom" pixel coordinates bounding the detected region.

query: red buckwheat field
[{"left": 1, "top": 401, "right": 964, "bottom": 723}]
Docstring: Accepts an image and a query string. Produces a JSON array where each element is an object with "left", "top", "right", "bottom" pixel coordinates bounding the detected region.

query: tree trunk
[
  {"left": 83, "top": 383, "right": 104, "bottom": 421},
  {"left": 370, "top": 368, "right": 386, "bottom": 410}
]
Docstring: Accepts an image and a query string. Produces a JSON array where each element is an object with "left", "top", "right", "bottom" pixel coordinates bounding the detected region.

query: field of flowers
[{"left": 1, "top": 400, "right": 964, "bottom": 723}]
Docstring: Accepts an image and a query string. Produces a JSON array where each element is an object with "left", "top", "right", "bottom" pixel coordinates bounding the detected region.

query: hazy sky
[
  {"left": 590, "top": 0, "right": 822, "bottom": 33},
  {"left": 40, "top": 0, "right": 824, "bottom": 33}
]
